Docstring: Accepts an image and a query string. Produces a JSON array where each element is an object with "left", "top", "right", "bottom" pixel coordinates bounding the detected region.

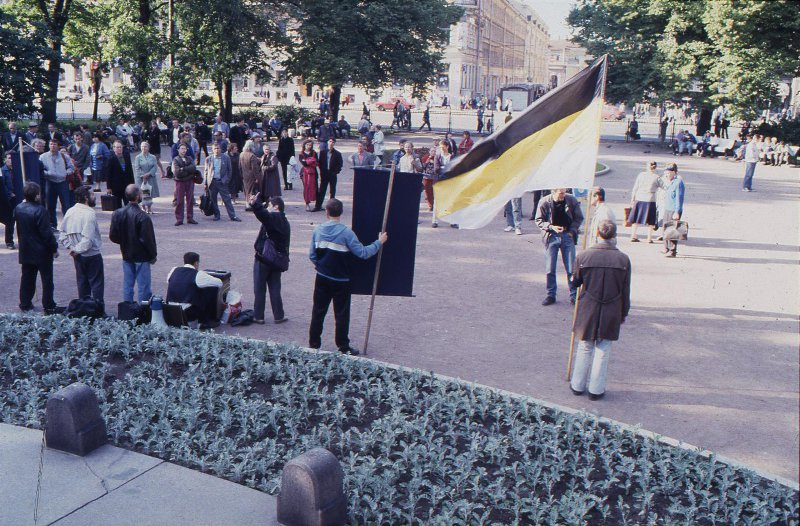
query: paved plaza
[{"left": 0, "top": 136, "right": 797, "bottom": 482}]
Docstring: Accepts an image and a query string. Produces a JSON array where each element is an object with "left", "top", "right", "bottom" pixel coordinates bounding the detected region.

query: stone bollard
[
  {"left": 45, "top": 382, "right": 107, "bottom": 456},
  {"left": 276, "top": 448, "right": 346, "bottom": 526}
]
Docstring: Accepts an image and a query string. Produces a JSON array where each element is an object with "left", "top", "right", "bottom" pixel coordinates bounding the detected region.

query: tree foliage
[
  {"left": 0, "top": 10, "right": 53, "bottom": 120},
  {"left": 175, "top": 0, "right": 286, "bottom": 121},
  {"left": 569, "top": 0, "right": 800, "bottom": 118},
  {"left": 283, "top": 0, "right": 462, "bottom": 119}
]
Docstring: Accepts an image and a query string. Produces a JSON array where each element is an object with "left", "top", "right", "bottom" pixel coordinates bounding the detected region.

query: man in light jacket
[
  {"left": 204, "top": 142, "right": 240, "bottom": 222},
  {"left": 58, "top": 185, "right": 104, "bottom": 313}
]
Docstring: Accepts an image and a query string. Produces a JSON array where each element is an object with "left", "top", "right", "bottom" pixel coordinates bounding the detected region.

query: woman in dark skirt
[{"left": 629, "top": 160, "right": 661, "bottom": 243}]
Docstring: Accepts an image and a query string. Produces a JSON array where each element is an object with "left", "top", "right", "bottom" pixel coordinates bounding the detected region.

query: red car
[{"left": 375, "top": 97, "right": 415, "bottom": 111}]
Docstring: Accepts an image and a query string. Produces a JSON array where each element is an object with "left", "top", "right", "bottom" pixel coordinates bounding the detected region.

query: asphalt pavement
[{"left": 0, "top": 136, "right": 797, "bottom": 484}]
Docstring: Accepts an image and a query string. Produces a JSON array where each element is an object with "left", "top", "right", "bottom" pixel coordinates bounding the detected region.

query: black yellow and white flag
[{"left": 434, "top": 55, "right": 608, "bottom": 229}]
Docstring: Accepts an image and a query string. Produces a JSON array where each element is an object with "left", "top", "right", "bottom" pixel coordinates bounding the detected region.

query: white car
[
  {"left": 232, "top": 92, "right": 268, "bottom": 107},
  {"left": 59, "top": 90, "right": 83, "bottom": 102}
]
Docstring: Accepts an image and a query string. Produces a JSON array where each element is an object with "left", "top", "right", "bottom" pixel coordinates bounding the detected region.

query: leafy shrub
[
  {"left": 754, "top": 118, "right": 800, "bottom": 145},
  {"left": 0, "top": 315, "right": 796, "bottom": 525},
  {"left": 270, "top": 104, "right": 315, "bottom": 128}
]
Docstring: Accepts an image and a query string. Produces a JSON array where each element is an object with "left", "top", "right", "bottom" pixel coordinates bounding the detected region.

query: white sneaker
[
  {"left": 515, "top": 227, "right": 522, "bottom": 235},
  {"left": 503, "top": 226, "right": 514, "bottom": 232}
]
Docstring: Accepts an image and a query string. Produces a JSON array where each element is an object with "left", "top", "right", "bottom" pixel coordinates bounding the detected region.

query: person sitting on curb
[{"left": 166, "top": 251, "right": 223, "bottom": 329}]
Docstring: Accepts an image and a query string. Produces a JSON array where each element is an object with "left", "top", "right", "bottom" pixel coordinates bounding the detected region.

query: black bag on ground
[
  {"left": 117, "top": 301, "right": 152, "bottom": 325},
  {"left": 66, "top": 297, "right": 105, "bottom": 319},
  {"left": 101, "top": 194, "right": 122, "bottom": 211},
  {"left": 199, "top": 190, "right": 215, "bottom": 216},
  {"left": 230, "top": 309, "right": 255, "bottom": 327}
]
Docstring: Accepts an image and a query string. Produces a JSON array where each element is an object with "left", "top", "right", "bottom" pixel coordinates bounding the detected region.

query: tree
[
  {"left": 175, "top": 0, "right": 286, "bottom": 122},
  {"left": 9, "top": 0, "right": 77, "bottom": 123},
  {"left": 0, "top": 10, "right": 53, "bottom": 120},
  {"left": 283, "top": 0, "right": 462, "bottom": 121},
  {"left": 63, "top": 0, "right": 113, "bottom": 120},
  {"left": 569, "top": 0, "right": 800, "bottom": 119}
]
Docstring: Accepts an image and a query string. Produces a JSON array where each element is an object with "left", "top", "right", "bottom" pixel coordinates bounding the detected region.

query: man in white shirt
[
  {"left": 166, "top": 251, "right": 223, "bottom": 327},
  {"left": 58, "top": 185, "right": 104, "bottom": 313},
  {"left": 39, "top": 139, "right": 75, "bottom": 228},
  {"left": 742, "top": 134, "right": 761, "bottom": 192},
  {"left": 588, "top": 187, "right": 617, "bottom": 245}
]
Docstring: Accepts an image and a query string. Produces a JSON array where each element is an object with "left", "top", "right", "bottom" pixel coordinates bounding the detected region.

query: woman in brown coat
[{"left": 240, "top": 139, "right": 262, "bottom": 209}]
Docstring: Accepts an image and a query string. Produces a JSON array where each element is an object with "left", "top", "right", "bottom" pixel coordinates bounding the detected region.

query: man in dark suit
[
  {"left": 314, "top": 138, "right": 343, "bottom": 211},
  {"left": 15, "top": 181, "right": 62, "bottom": 314},
  {"left": 1, "top": 122, "right": 21, "bottom": 154},
  {"left": 41, "top": 123, "right": 65, "bottom": 146},
  {"left": 229, "top": 118, "right": 248, "bottom": 152}
]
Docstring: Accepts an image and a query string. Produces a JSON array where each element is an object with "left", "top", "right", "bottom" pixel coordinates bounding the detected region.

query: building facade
[
  {"left": 547, "top": 39, "right": 592, "bottom": 89},
  {"left": 441, "top": 0, "right": 549, "bottom": 104}
]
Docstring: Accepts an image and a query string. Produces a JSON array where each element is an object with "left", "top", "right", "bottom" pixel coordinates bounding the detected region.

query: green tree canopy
[
  {"left": 569, "top": 0, "right": 800, "bottom": 119},
  {"left": 283, "top": 0, "right": 463, "bottom": 120},
  {"left": 0, "top": 10, "right": 53, "bottom": 120}
]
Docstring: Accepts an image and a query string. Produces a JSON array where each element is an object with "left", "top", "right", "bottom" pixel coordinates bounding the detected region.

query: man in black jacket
[
  {"left": 1, "top": 121, "right": 21, "bottom": 154},
  {"left": 109, "top": 184, "right": 157, "bottom": 303},
  {"left": 15, "top": 182, "right": 62, "bottom": 314},
  {"left": 195, "top": 118, "right": 211, "bottom": 163},
  {"left": 313, "top": 138, "right": 343, "bottom": 212}
]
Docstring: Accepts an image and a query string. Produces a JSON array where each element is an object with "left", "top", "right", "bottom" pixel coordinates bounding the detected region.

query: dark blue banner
[{"left": 350, "top": 168, "right": 423, "bottom": 297}]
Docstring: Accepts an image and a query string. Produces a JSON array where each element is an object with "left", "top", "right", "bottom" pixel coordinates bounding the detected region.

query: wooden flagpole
[
  {"left": 18, "top": 137, "right": 28, "bottom": 183},
  {"left": 363, "top": 161, "right": 397, "bottom": 355},
  {"left": 566, "top": 56, "right": 609, "bottom": 382}
]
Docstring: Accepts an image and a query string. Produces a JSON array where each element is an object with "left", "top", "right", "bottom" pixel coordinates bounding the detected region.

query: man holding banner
[{"left": 309, "top": 198, "right": 387, "bottom": 356}]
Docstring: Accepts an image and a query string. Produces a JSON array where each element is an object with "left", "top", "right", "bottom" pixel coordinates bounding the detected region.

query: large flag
[{"left": 434, "top": 55, "right": 608, "bottom": 229}]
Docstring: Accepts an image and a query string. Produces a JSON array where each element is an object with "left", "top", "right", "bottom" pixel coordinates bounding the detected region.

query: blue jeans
[
  {"left": 122, "top": 261, "right": 152, "bottom": 303},
  {"left": 545, "top": 232, "right": 576, "bottom": 300},
  {"left": 45, "top": 180, "right": 72, "bottom": 227},
  {"left": 504, "top": 198, "right": 522, "bottom": 228},
  {"left": 743, "top": 162, "right": 756, "bottom": 190}
]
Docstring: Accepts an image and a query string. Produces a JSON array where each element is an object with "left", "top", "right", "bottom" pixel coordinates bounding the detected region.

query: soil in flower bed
[{"left": 0, "top": 315, "right": 797, "bottom": 525}]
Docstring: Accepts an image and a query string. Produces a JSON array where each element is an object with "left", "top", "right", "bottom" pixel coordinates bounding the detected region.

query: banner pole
[
  {"left": 567, "top": 56, "right": 608, "bottom": 382},
  {"left": 18, "top": 137, "right": 27, "bottom": 183},
  {"left": 363, "top": 161, "right": 397, "bottom": 354}
]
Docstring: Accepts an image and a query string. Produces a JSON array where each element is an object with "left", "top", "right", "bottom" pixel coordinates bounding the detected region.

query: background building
[
  {"left": 548, "top": 39, "right": 592, "bottom": 89},
  {"left": 441, "top": 0, "right": 549, "bottom": 104}
]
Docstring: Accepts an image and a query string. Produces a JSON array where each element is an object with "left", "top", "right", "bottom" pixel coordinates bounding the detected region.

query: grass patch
[{"left": 0, "top": 315, "right": 796, "bottom": 525}]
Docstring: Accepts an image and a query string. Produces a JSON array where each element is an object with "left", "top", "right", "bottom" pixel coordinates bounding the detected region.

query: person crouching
[{"left": 166, "top": 251, "right": 223, "bottom": 328}]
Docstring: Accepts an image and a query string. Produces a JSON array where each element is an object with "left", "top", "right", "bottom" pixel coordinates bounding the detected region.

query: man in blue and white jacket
[{"left": 308, "top": 198, "right": 388, "bottom": 355}]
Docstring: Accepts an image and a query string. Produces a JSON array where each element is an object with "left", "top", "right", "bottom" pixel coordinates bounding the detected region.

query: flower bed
[{"left": 0, "top": 315, "right": 796, "bottom": 525}]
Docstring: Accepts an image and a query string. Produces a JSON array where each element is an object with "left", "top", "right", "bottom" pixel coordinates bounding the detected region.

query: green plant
[
  {"left": 754, "top": 118, "right": 800, "bottom": 145},
  {"left": 0, "top": 315, "right": 796, "bottom": 525}
]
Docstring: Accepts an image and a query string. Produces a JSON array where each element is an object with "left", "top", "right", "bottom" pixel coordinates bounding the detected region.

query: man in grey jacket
[
  {"left": 535, "top": 188, "right": 584, "bottom": 306},
  {"left": 204, "top": 142, "right": 241, "bottom": 222}
]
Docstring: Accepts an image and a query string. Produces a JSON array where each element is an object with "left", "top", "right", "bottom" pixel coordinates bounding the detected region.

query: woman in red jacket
[{"left": 298, "top": 140, "right": 319, "bottom": 211}]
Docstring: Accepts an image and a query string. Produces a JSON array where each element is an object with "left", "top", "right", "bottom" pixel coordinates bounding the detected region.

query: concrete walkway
[{"left": 0, "top": 424, "right": 277, "bottom": 526}]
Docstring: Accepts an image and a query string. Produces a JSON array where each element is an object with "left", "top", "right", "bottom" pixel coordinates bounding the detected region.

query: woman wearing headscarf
[
  {"left": 260, "top": 143, "right": 282, "bottom": 199},
  {"left": 628, "top": 160, "right": 660, "bottom": 243}
]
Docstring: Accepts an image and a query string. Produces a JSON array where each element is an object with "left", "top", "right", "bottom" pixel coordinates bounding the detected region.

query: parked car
[
  {"left": 375, "top": 97, "right": 415, "bottom": 111},
  {"left": 232, "top": 92, "right": 268, "bottom": 107},
  {"left": 602, "top": 104, "right": 626, "bottom": 120},
  {"left": 58, "top": 90, "right": 83, "bottom": 102}
]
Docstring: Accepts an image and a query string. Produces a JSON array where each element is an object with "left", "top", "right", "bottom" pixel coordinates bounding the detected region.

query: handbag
[
  {"left": 101, "top": 194, "right": 122, "bottom": 211},
  {"left": 193, "top": 169, "right": 204, "bottom": 185},
  {"left": 260, "top": 237, "right": 290, "bottom": 272},
  {"left": 199, "top": 190, "right": 215, "bottom": 216},
  {"left": 663, "top": 220, "right": 689, "bottom": 241},
  {"left": 623, "top": 206, "right": 633, "bottom": 227}
]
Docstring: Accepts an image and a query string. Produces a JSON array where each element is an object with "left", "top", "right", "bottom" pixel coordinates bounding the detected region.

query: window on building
[{"left": 74, "top": 69, "right": 82, "bottom": 82}]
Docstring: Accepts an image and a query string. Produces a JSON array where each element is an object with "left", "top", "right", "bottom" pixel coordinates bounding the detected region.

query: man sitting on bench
[{"left": 166, "top": 251, "right": 223, "bottom": 328}]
